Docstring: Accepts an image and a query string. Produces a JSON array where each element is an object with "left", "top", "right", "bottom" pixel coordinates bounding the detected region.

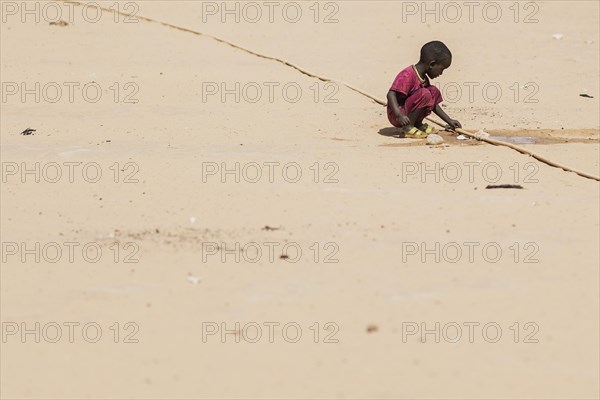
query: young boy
[{"left": 387, "top": 41, "right": 461, "bottom": 137}]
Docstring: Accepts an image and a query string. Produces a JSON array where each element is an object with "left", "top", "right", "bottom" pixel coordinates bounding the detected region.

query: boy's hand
[
  {"left": 433, "top": 105, "right": 461, "bottom": 130},
  {"left": 395, "top": 113, "right": 410, "bottom": 126},
  {"left": 447, "top": 119, "right": 462, "bottom": 129}
]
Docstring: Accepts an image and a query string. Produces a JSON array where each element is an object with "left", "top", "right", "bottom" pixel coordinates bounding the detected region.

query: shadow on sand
[{"left": 378, "top": 127, "right": 404, "bottom": 138}]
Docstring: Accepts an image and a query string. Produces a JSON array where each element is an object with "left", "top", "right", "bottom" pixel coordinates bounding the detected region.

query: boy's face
[{"left": 427, "top": 57, "right": 452, "bottom": 79}]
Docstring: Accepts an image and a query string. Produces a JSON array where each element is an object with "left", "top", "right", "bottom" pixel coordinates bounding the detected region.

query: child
[{"left": 387, "top": 41, "right": 461, "bottom": 137}]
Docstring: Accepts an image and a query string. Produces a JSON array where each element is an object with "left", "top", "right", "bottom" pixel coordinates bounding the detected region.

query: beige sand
[{"left": 1, "top": 1, "right": 599, "bottom": 398}]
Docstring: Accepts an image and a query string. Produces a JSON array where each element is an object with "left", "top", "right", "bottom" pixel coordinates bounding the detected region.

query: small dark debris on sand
[
  {"left": 366, "top": 324, "right": 379, "bottom": 333},
  {"left": 279, "top": 254, "right": 289, "bottom": 260},
  {"left": 579, "top": 94, "right": 594, "bottom": 98},
  {"left": 486, "top": 184, "right": 524, "bottom": 189},
  {"left": 20, "top": 128, "right": 36, "bottom": 136},
  {"left": 49, "top": 20, "right": 69, "bottom": 27},
  {"left": 262, "top": 225, "right": 281, "bottom": 231}
]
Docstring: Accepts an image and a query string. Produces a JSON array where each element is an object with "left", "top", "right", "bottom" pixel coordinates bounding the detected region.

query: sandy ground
[{"left": 1, "top": 1, "right": 599, "bottom": 399}]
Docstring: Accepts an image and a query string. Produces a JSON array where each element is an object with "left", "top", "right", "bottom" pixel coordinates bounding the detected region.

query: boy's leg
[
  {"left": 407, "top": 108, "right": 428, "bottom": 127},
  {"left": 389, "top": 87, "right": 442, "bottom": 134},
  {"left": 398, "top": 109, "right": 428, "bottom": 135},
  {"left": 404, "top": 87, "right": 438, "bottom": 127},
  {"left": 388, "top": 105, "right": 426, "bottom": 134},
  {"left": 416, "top": 86, "right": 443, "bottom": 126},
  {"left": 394, "top": 88, "right": 434, "bottom": 135}
]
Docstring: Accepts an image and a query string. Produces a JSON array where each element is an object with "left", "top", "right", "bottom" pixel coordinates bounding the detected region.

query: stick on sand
[
  {"left": 341, "top": 88, "right": 599, "bottom": 182},
  {"left": 423, "top": 117, "right": 600, "bottom": 182}
]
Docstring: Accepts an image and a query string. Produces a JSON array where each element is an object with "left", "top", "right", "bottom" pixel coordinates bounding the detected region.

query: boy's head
[{"left": 419, "top": 41, "right": 452, "bottom": 79}]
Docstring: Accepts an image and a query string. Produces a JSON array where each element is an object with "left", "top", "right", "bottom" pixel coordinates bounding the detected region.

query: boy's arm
[
  {"left": 433, "top": 104, "right": 461, "bottom": 129},
  {"left": 387, "top": 90, "right": 410, "bottom": 126}
]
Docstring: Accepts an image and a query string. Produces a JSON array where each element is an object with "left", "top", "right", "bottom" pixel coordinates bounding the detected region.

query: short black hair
[{"left": 419, "top": 41, "right": 452, "bottom": 63}]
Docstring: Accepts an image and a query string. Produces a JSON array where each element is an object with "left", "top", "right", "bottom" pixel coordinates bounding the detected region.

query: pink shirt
[{"left": 389, "top": 65, "right": 429, "bottom": 97}]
